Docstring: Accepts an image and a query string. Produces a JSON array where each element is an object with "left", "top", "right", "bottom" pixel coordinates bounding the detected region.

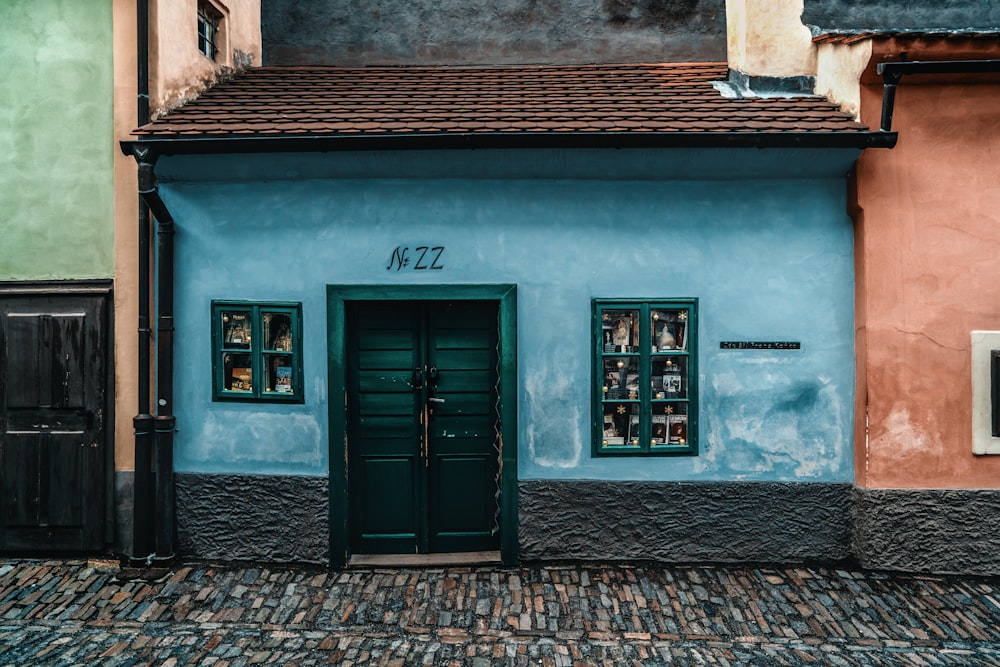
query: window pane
[
  {"left": 224, "top": 353, "right": 252, "bottom": 391},
  {"left": 602, "top": 402, "right": 641, "bottom": 448},
  {"left": 263, "top": 312, "right": 294, "bottom": 351},
  {"left": 651, "top": 356, "right": 687, "bottom": 399},
  {"left": 652, "top": 403, "right": 688, "bottom": 447},
  {"left": 265, "top": 354, "right": 294, "bottom": 393},
  {"left": 603, "top": 356, "right": 639, "bottom": 401},
  {"left": 602, "top": 309, "right": 639, "bottom": 353},
  {"left": 651, "top": 308, "right": 688, "bottom": 351},
  {"left": 222, "top": 310, "right": 252, "bottom": 349}
]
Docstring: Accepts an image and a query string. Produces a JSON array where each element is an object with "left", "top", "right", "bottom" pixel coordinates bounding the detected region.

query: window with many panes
[
  {"left": 594, "top": 299, "right": 697, "bottom": 456},
  {"left": 212, "top": 301, "right": 303, "bottom": 402},
  {"left": 197, "top": 1, "right": 222, "bottom": 61}
]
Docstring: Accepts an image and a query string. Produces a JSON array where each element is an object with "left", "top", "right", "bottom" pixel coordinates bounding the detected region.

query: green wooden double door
[{"left": 347, "top": 300, "right": 501, "bottom": 554}]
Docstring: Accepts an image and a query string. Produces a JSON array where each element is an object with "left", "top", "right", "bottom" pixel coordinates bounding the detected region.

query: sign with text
[
  {"left": 720, "top": 341, "right": 801, "bottom": 350},
  {"left": 387, "top": 246, "right": 445, "bottom": 271}
]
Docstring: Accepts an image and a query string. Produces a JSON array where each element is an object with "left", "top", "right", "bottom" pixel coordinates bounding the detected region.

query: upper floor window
[
  {"left": 198, "top": 1, "right": 223, "bottom": 61},
  {"left": 594, "top": 299, "right": 698, "bottom": 456}
]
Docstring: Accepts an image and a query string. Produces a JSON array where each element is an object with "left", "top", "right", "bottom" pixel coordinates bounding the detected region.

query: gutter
[
  {"left": 878, "top": 59, "right": 1000, "bottom": 132},
  {"left": 120, "top": 129, "right": 898, "bottom": 157}
]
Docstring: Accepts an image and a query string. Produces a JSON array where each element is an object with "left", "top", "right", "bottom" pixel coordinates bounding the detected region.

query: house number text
[{"left": 387, "top": 246, "right": 445, "bottom": 271}]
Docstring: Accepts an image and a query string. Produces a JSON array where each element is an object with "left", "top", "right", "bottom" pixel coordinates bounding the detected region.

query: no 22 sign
[{"left": 387, "top": 246, "right": 445, "bottom": 271}]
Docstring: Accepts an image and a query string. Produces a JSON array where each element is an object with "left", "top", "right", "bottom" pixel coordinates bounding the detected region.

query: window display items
[
  {"left": 668, "top": 415, "right": 687, "bottom": 444},
  {"left": 223, "top": 311, "right": 252, "bottom": 348},
  {"left": 602, "top": 309, "right": 638, "bottom": 352},
  {"left": 270, "top": 356, "right": 293, "bottom": 393},
  {"left": 225, "top": 352, "right": 253, "bottom": 391},
  {"left": 651, "top": 309, "right": 688, "bottom": 351},
  {"left": 265, "top": 312, "right": 293, "bottom": 351}
]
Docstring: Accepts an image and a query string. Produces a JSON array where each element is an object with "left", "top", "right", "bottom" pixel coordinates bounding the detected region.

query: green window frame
[
  {"left": 593, "top": 298, "right": 698, "bottom": 456},
  {"left": 211, "top": 301, "right": 303, "bottom": 402}
]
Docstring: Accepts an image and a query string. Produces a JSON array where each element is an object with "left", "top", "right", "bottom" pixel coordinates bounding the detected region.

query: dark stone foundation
[
  {"left": 852, "top": 487, "right": 1000, "bottom": 576},
  {"left": 150, "top": 476, "right": 1000, "bottom": 575},
  {"left": 175, "top": 473, "right": 329, "bottom": 565},
  {"left": 114, "top": 470, "right": 134, "bottom": 557},
  {"left": 519, "top": 480, "right": 853, "bottom": 563}
]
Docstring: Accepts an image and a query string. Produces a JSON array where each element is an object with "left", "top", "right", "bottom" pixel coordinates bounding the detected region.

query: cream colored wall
[
  {"left": 149, "top": 0, "right": 260, "bottom": 117},
  {"left": 114, "top": 0, "right": 139, "bottom": 471},
  {"left": 815, "top": 40, "right": 872, "bottom": 118},
  {"left": 114, "top": 0, "right": 260, "bottom": 470},
  {"left": 726, "top": 0, "right": 815, "bottom": 78}
]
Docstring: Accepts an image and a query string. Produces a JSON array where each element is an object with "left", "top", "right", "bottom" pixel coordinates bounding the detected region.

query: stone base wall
[
  {"left": 852, "top": 487, "right": 1000, "bottom": 576},
  {"left": 109, "top": 476, "right": 1000, "bottom": 575},
  {"left": 114, "top": 471, "right": 134, "bottom": 557},
  {"left": 175, "top": 473, "right": 329, "bottom": 565},
  {"left": 519, "top": 480, "right": 853, "bottom": 563}
]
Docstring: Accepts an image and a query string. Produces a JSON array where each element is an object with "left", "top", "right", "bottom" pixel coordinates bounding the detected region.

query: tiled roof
[
  {"left": 812, "top": 30, "right": 1000, "bottom": 45},
  {"left": 134, "top": 63, "right": 876, "bottom": 144}
]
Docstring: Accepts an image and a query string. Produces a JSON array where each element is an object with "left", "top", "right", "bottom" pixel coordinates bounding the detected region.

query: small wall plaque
[{"left": 720, "top": 341, "right": 801, "bottom": 350}]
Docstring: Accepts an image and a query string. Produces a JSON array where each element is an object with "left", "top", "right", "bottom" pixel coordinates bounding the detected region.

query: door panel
[
  {"left": 426, "top": 301, "right": 499, "bottom": 552},
  {"left": 348, "top": 300, "right": 500, "bottom": 555},
  {"left": 348, "top": 302, "right": 422, "bottom": 553},
  {"left": 0, "top": 291, "right": 108, "bottom": 552}
]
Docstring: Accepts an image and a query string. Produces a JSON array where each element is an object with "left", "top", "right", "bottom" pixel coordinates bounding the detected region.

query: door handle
[{"left": 428, "top": 397, "right": 445, "bottom": 404}]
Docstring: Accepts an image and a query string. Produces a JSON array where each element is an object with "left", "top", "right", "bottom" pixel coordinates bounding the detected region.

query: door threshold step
[{"left": 347, "top": 551, "right": 502, "bottom": 568}]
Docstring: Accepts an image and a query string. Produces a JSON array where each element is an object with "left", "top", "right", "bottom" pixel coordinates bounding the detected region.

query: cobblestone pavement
[{"left": 1, "top": 559, "right": 1000, "bottom": 666}]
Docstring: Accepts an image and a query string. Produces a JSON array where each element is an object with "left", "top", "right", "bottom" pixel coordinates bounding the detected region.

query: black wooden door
[
  {"left": 347, "top": 300, "right": 500, "bottom": 554},
  {"left": 0, "top": 290, "right": 109, "bottom": 552}
]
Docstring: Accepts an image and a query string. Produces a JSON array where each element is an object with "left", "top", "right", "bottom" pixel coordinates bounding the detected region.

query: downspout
[
  {"left": 131, "top": 0, "right": 155, "bottom": 567},
  {"left": 153, "top": 174, "right": 176, "bottom": 564},
  {"left": 132, "top": 147, "right": 177, "bottom": 565},
  {"left": 132, "top": 0, "right": 176, "bottom": 565}
]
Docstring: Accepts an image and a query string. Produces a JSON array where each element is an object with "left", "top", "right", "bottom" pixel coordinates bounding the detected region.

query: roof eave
[{"left": 121, "top": 131, "right": 897, "bottom": 159}]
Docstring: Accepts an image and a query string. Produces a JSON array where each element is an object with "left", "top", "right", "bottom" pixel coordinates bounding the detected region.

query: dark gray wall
[
  {"left": 519, "top": 481, "right": 853, "bottom": 563},
  {"left": 160, "top": 476, "right": 1000, "bottom": 574},
  {"left": 176, "top": 473, "right": 329, "bottom": 565},
  {"left": 262, "top": 0, "right": 726, "bottom": 66},
  {"left": 853, "top": 488, "right": 1000, "bottom": 576},
  {"left": 802, "top": 0, "right": 1000, "bottom": 32}
]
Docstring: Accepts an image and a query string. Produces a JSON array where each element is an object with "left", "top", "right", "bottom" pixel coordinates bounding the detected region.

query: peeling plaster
[
  {"left": 873, "top": 405, "right": 942, "bottom": 459},
  {"left": 190, "top": 410, "right": 323, "bottom": 470},
  {"left": 524, "top": 347, "right": 584, "bottom": 469},
  {"left": 703, "top": 370, "right": 844, "bottom": 479},
  {"left": 152, "top": 52, "right": 254, "bottom": 120}
]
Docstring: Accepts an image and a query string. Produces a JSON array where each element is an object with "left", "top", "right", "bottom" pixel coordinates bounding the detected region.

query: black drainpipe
[
  {"left": 131, "top": 0, "right": 155, "bottom": 568},
  {"left": 878, "top": 59, "right": 1000, "bottom": 132},
  {"left": 132, "top": 147, "right": 177, "bottom": 565},
  {"left": 153, "top": 175, "right": 176, "bottom": 565},
  {"left": 131, "top": 0, "right": 176, "bottom": 566}
]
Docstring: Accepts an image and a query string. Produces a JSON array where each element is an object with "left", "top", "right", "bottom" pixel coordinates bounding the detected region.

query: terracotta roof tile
[
  {"left": 135, "top": 63, "right": 873, "bottom": 140},
  {"left": 812, "top": 30, "right": 1000, "bottom": 45}
]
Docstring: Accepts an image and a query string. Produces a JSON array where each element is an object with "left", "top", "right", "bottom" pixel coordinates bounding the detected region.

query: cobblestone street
[{"left": 1, "top": 558, "right": 999, "bottom": 666}]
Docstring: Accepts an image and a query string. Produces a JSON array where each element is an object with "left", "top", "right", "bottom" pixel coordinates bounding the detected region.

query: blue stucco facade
[{"left": 155, "top": 146, "right": 861, "bottom": 562}]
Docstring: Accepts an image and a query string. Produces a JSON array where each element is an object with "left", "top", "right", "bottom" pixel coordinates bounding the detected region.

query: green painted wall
[{"left": 0, "top": 1, "right": 114, "bottom": 280}]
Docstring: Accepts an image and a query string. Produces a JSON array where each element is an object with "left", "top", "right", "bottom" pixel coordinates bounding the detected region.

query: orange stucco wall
[
  {"left": 854, "top": 65, "right": 1000, "bottom": 488},
  {"left": 113, "top": 0, "right": 139, "bottom": 471}
]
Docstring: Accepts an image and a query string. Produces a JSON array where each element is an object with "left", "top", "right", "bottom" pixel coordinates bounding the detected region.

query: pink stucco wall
[{"left": 854, "top": 46, "right": 1000, "bottom": 488}]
